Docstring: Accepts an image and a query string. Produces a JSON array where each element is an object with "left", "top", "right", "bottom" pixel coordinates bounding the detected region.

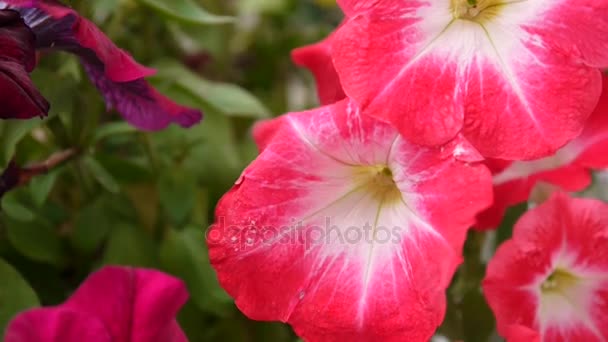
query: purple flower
[
  {"left": 1, "top": 0, "right": 202, "bottom": 130},
  {"left": 0, "top": 8, "right": 49, "bottom": 119}
]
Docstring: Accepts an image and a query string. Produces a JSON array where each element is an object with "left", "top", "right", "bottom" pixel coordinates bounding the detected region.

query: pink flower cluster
[{"left": 208, "top": 1, "right": 608, "bottom": 341}]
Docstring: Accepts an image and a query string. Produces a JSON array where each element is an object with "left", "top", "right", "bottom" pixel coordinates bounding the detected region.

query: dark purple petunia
[
  {"left": 1, "top": 0, "right": 202, "bottom": 130},
  {"left": 0, "top": 8, "right": 49, "bottom": 119}
]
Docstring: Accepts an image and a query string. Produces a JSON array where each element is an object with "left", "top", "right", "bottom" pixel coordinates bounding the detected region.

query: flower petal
[
  {"left": 3, "top": 0, "right": 202, "bottom": 130},
  {"left": 475, "top": 76, "right": 608, "bottom": 229},
  {"left": 63, "top": 266, "right": 189, "bottom": 342},
  {"left": 83, "top": 61, "right": 202, "bottom": 130},
  {"left": 292, "top": 24, "right": 346, "bottom": 105},
  {"left": 6, "top": 0, "right": 155, "bottom": 81},
  {"left": 332, "top": 0, "right": 605, "bottom": 159},
  {"left": 4, "top": 308, "right": 111, "bottom": 342},
  {"left": 504, "top": 324, "right": 541, "bottom": 342},
  {"left": 483, "top": 193, "right": 608, "bottom": 340},
  {"left": 0, "top": 9, "right": 49, "bottom": 119},
  {"left": 209, "top": 99, "right": 492, "bottom": 340}
]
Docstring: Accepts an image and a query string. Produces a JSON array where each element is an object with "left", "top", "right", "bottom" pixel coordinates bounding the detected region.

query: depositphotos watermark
[{"left": 206, "top": 216, "right": 406, "bottom": 249}]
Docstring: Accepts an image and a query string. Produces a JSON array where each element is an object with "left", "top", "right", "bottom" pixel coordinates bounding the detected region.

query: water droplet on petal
[{"left": 235, "top": 174, "right": 245, "bottom": 185}]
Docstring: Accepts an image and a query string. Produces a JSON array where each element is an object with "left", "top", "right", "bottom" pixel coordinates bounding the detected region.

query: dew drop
[{"left": 235, "top": 174, "right": 245, "bottom": 185}]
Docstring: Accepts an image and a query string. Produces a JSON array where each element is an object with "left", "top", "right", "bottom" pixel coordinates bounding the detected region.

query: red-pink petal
[
  {"left": 475, "top": 75, "right": 608, "bottom": 229},
  {"left": 332, "top": 0, "right": 607, "bottom": 159},
  {"left": 483, "top": 193, "right": 608, "bottom": 341},
  {"left": 209, "top": 99, "right": 492, "bottom": 340},
  {"left": 504, "top": 325, "right": 541, "bottom": 342},
  {"left": 63, "top": 266, "right": 189, "bottom": 342},
  {"left": 292, "top": 24, "right": 346, "bottom": 105},
  {"left": 4, "top": 308, "right": 111, "bottom": 342}
]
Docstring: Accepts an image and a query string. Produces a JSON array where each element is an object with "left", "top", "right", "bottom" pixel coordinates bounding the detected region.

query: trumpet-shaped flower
[
  {"left": 483, "top": 193, "right": 608, "bottom": 341},
  {"left": 4, "top": 266, "right": 189, "bottom": 342},
  {"left": 208, "top": 99, "right": 492, "bottom": 341},
  {"left": 332, "top": 0, "right": 608, "bottom": 159}
]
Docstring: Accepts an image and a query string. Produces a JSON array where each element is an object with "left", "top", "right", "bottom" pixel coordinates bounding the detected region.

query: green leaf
[
  {"left": 1, "top": 192, "right": 35, "bottom": 222},
  {"left": 462, "top": 288, "right": 495, "bottom": 342},
  {"left": 160, "top": 226, "right": 233, "bottom": 315},
  {"left": 0, "top": 119, "right": 43, "bottom": 170},
  {"left": 158, "top": 170, "right": 196, "bottom": 226},
  {"left": 29, "top": 170, "right": 60, "bottom": 207},
  {"left": 102, "top": 223, "right": 158, "bottom": 267},
  {"left": 136, "top": 0, "right": 234, "bottom": 25},
  {"left": 94, "top": 122, "right": 138, "bottom": 142},
  {"left": 82, "top": 157, "right": 120, "bottom": 193},
  {"left": 152, "top": 62, "right": 271, "bottom": 118},
  {"left": 496, "top": 202, "right": 528, "bottom": 246},
  {"left": 0, "top": 258, "right": 39, "bottom": 337},
  {"left": 70, "top": 198, "right": 112, "bottom": 255},
  {"left": 4, "top": 216, "right": 68, "bottom": 267}
]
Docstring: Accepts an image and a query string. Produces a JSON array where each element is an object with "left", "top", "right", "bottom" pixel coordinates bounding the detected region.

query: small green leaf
[
  {"left": 1, "top": 193, "right": 35, "bottom": 222},
  {"left": 70, "top": 199, "right": 112, "bottom": 255},
  {"left": 82, "top": 157, "right": 120, "bottom": 193},
  {"left": 0, "top": 258, "right": 39, "bottom": 337},
  {"left": 0, "top": 119, "right": 43, "bottom": 170},
  {"left": 158, "top": 170, "right": 196, "bottom": 226},
  {"left": 29, "top": 170, "right": 60, "bottom": 207},
  {"left": 160, "top": 226, "right": 233, "bottom": 315},
  {"left": 136, "top": 0, "right": 234, "bottom": 25},
  {"left": 4, "top": 217, "right": 68, "bottom": 267},
  {"left": 102, "top": 224, "right": 158, "bottom": 267},
  {"left": 152, "top": 62, "right": 271, "bottom": 118},
  {"left": 94, "top": 122, "right": 138, "bottom": 142}
]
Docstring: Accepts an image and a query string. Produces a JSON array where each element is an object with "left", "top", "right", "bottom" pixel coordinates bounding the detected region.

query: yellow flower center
[
  {"left": 541, "top": 268, "right": 580, "bottom": 294},
  {"left": 452, "top": 0, "right": 504, "bottom": 22},
  {"left": 354, "top": 165, "right": 402, "bottom": 205}
]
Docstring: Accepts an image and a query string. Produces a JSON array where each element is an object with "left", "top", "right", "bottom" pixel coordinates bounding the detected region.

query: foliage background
[
  {"left": 6, "top": 1, "right": 606, "bottom": 341},
  {"left": 0, "top": 0, "right": 338, "bottom": 341}
]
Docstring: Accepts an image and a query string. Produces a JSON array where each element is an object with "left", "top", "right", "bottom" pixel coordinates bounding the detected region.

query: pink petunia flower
[
  {"left": 4, "top": 266, "right": 189, "bottom": 342},
  {"left": 207, "top": 99, "right": 493, "bottom": 341},
  {"left": 483, "top": 193, "right": 608, "bottom": 341},
  {"left": 332, "top": 0, "right": 608, "bottom": 160},
  {"left": 0, "top": 8, "right": 49, "bottom": 119},
  {"left": 475, "top": 75, "right": 608, "bottom": 230},
  {"left": 0, "top": 0, "right": 202, "bottom": 130},
  {"left": 291, "top": 22, "right": 346, "bottom": 105}
]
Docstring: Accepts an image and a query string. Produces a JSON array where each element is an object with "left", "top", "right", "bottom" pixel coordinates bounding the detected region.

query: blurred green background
[
  {"left": 0, "top": 1, "right": 518, "bottom": 341},
  {"left": 0, "top": 0, "right": 341, "bottom": 341}
]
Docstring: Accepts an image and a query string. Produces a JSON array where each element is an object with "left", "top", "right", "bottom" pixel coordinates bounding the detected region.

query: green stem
[{"left": 139, "top": 133, "right": 160, "bottom": 175}]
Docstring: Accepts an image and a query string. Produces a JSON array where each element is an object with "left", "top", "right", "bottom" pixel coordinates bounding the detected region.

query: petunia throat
[
  {"left": 540, "top": 268, "right": 580, "bottom": 295},
  {"left": 355, "top": 165, "right": 402, "bottom": 205},
  {"left": 452, "top": 0, "right": 505, "bottom": 23}
]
